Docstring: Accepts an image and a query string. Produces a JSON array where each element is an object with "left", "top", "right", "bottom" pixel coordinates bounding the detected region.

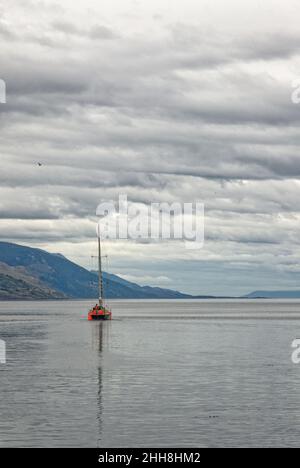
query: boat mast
[{"left": 98, "top": 232, "right": 103, "bottom": 306}]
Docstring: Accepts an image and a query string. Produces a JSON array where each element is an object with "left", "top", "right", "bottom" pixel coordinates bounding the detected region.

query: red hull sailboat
[
  {"left": 88, "top": 233, "right": 112, "bottom": 321},
  {"left": 88, "top": 304, "right": 111, "bottom": 321}
]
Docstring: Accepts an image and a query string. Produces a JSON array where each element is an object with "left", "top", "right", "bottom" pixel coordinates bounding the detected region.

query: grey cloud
[
  {"left": 1, "top": 2, "right": 300, "bottom": 294},
  {"left": 242, "top": 32, "right": 300, "bottom": 61},
  {"left": 0, "top": 21, "right": 16, "bottom": 39},
  {"left": 52, "top": 20, "right": 82, "bottom": 35},
  {"left": 89, "top": 24, "right": 117, "bottom": 40},
  {"left": 52, "top": 20, "right": 118, "bottom": 40},
  {"left": 170, "top": 23, "right": 300, "bottom": 66}
]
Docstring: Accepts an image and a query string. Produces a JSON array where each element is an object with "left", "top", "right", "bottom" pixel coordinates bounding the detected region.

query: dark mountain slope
[
  {"left": 0, "top": 242, "right": 191, "bottom": 299},
  {"left": 0, "top": 262, "right": 65, "bottom": 300}
]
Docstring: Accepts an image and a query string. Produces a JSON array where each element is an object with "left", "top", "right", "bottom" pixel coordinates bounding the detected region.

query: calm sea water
[{"left": 1, "top": 299, "right": 300, "bottom": 447}]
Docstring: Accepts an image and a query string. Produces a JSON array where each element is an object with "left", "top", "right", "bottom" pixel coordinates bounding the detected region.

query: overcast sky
[{"left": 1, "top": 0, "right": 300, "bottom": 295}]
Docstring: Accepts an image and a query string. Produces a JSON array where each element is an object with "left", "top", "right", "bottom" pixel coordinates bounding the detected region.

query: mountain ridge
[
  {"left": 0, "top": 242, "right": 191, "bottom": 300},
  {"left": 243, "top": 290, "right": 300, "bottom": 299},
  {"left": 1, "top": 242, "right": 298, "bottom": 300}
]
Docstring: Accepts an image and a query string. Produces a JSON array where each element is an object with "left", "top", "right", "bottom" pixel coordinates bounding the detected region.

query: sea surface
[{"left": 0, "top": 299, "right": 300, "bottom": 448}]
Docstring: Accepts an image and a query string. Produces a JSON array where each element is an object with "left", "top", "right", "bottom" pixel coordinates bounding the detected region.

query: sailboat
[{"left": 88, "top": 233, "right": 112, "bottom": 321}]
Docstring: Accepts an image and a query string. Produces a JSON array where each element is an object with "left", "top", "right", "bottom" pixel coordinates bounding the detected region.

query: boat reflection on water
[{"left": 91, "top": 321, "right": 111, "bottom": 447}]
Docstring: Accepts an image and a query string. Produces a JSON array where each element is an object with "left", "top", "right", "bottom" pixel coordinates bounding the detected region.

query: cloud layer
[{"left": 1, "top": 0, "right": 300, "bottom": 295}]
